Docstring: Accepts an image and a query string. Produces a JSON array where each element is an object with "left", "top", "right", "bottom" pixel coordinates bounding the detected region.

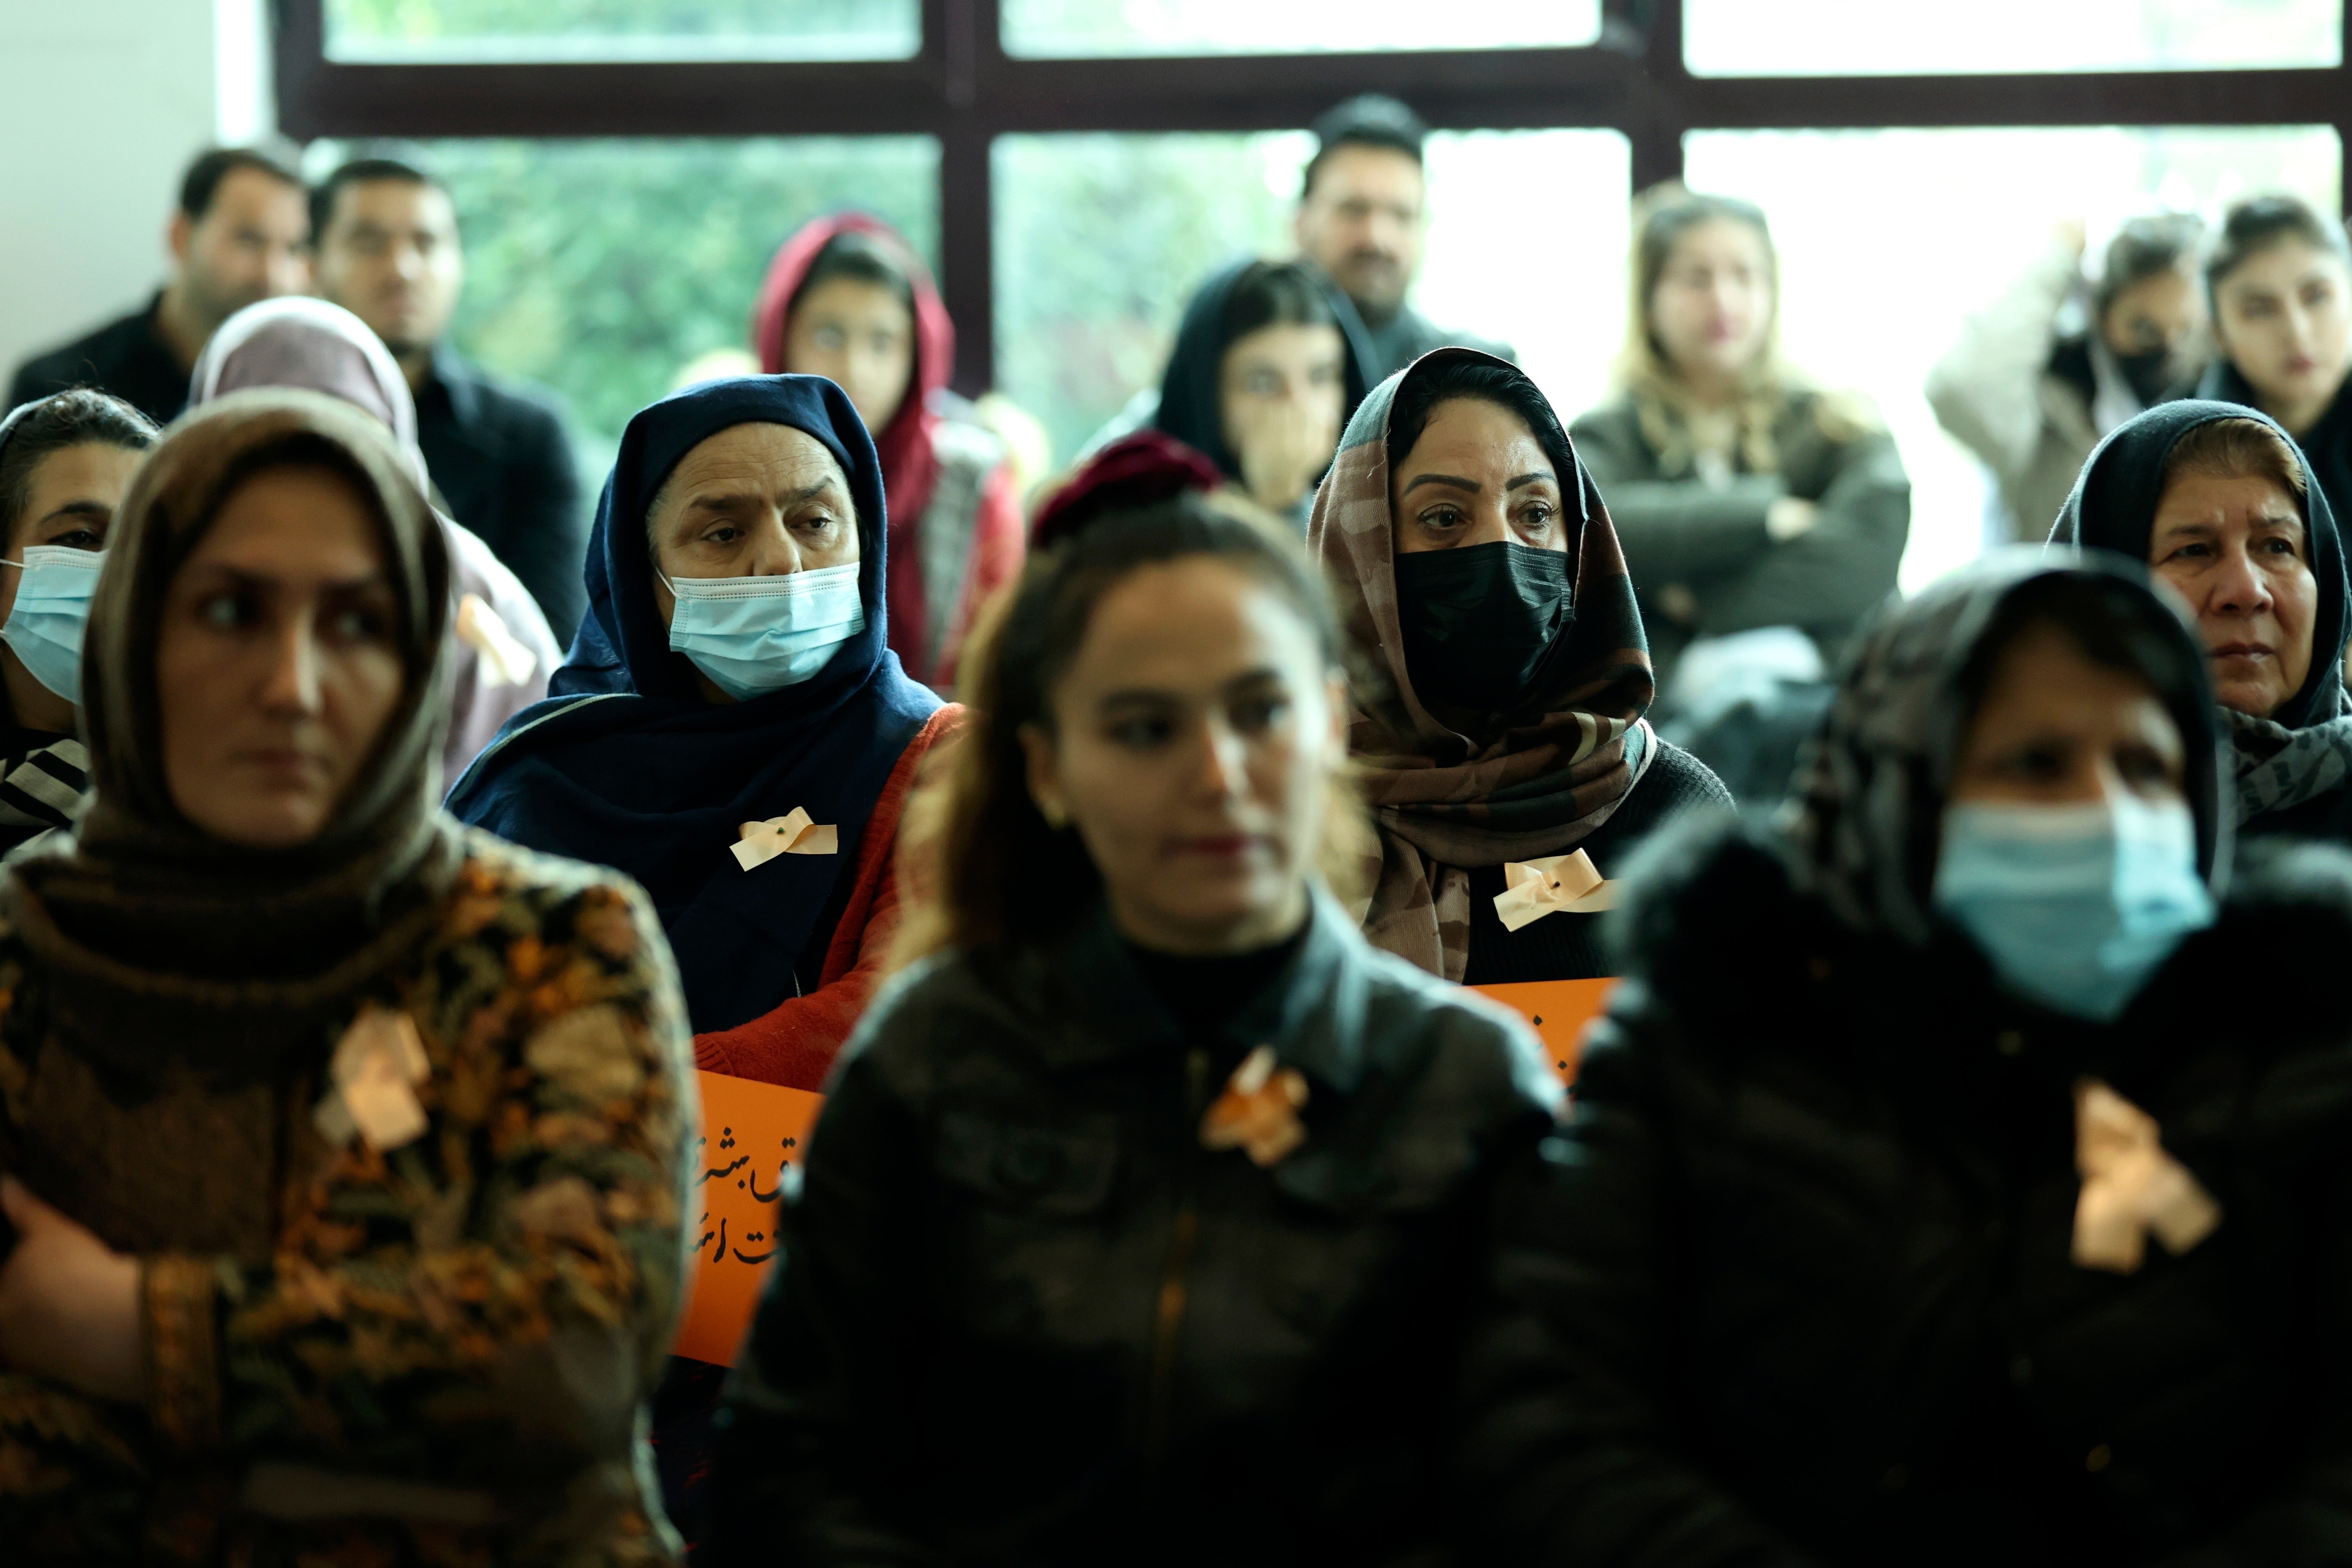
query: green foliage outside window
[{"left": 361, "top": 137, "right": 937, "bottom": 479}]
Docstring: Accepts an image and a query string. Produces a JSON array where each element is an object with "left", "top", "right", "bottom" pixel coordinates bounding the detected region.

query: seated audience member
[
  {"left": 1463, "top": 552, "right": 2352, "bottom": 1566},
  {"left": 447, "top": 375, "right": 954, "bottom": 1087},
  {"left": 310, "top": 155, "right": 592, "bottom": 644},
  {"left": 708, "top": 481, "right": 1559, "bottom": 1567},
  {"left": 2196, "top": 195, "right": 2352, "bottom": 530},
  {"left": 0, "top": 390, "right": 692, "bottom": 1562},
  {"left": 188, "top": 296, "right": 559, "bottom": 784},
  {"left": 2055, "top": 401, "right": 2352, "bottom": 843},
  {"left": 1930, "top": 214, "right": 2206, "bottom": 540},
  {"left": 1315, "top": 347, "right": 1730, "bottom": 983},
  {"left": 755, "top": 214, "right": 1024, "bottom": 692},
  {"left": 1153, "top": 257, "right": 1377, "bottom": 527},
  {"left": 0, "top": 391, "right": 156, "bottom": 854},
  {"left": 8, "top": 146, "right": 308, "bottom": 425},
  {"left": 1295, "top": 94, "right": 1513, "bottom": 377},
  {"left": 1573, "top": 185, "right": 1910, "bottom": 690}
]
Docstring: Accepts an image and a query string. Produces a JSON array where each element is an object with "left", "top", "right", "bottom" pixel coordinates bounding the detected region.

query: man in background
[
  {"left": 1294, "top": 95, "right": 1513, "bottom": 379},
  {"left": 310, "top": 154, "right": 589, "bottom": 644},
  {"left": 9, "top": 146, "right": 309, "bottom": 424}
]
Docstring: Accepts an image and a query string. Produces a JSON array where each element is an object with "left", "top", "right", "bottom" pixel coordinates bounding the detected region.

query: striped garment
[{"left": 0, "top": 731, "right": 88, "bottom": 855}]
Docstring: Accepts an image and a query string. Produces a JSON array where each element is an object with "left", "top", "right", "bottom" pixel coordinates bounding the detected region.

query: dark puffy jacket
[
  {"left": 710, "top": 894, "right": 1559, "bottom": 1567},
  {"left": 1461, "top": 820, "right": 2352, "bottom": 1568}
]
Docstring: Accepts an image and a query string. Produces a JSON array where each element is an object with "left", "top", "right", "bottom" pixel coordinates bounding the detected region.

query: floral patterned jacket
[{"left": 0, "top": 830, "right": 695, "bottom": 1566}]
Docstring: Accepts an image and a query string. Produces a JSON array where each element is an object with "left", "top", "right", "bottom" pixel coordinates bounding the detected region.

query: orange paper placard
[
  {"left": 1470, "top": 978, "right": 1617, "bottom": 1086},
  {"left": 674, "top": 1070, "right": 824, "bottom": 1366}
]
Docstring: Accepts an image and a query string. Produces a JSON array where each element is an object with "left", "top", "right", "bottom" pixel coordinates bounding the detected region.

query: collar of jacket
[
  {"left": 424, "top": 342, "right": 483, "bottom": 426},
  {"left": 1037, "top": 887, "right": 1375, "bottom": 1094}
]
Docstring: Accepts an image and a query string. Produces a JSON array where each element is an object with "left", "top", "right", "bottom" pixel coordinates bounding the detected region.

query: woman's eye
[
  {"left": 701, "top": 524, "right": 744, "bottom": 546},
  {"left": 1231, "top": 696, "right": 1290, "bottom": 734},
  {"left": 1517, "top": 503, "right": 1557, "bottom": 537},
  {"left": 1998, "top": 744, "right": 2067, "bottom": 781},
  {"left": 1108, "top": 716, "right": 1172, "bottom": 749},
  {"left": 199, "top": 591, "right": 253, "bottom": 629},
  {"left": 51, "top": 530, "right": 101, "bottom": 550},
  {"left": 1245, "top": 371, "right": 1282, "bottom": 396},
  {"left": 1420, "top": 505, "right": 1465, "bottom": 532},
  {"left": 2261, "top": 536, "right": 2299, "bottom": 557},
  {"left": 2118, "top": 747, "right": 2173, "bottom": 787},
  {"left": 813, "top": 326, "right": 846, "bottom": 351},
  {"left": 329, "top": 606, "right": 390, "bottom": 643}
]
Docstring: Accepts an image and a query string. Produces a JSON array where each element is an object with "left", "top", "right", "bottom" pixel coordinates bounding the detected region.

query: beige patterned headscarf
[{"left": 1311, "top": 349, "right": 1656, "bottom": 980}]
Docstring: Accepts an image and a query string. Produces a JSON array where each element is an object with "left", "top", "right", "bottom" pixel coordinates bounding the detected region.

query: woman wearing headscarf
[
  {"left": 1314, "top": 347, "right": 1731, "bottom": 985},
  {"left": 707, "top": 456, "right": 1559, "bottom": 1567},
  {"left": 190, "top": 296, "right": 560, "bottom": 783},
  {"left": 2052, "top": 399, "right": 2352, "bottom": 843},
  {"left": 753, "top": 213, "right": 1024, "bottom": 692},
  {"left": 0, "top": 389, "right": 693, "bottom": 1563},
  {"left": 1572, "top": 185, "right": 1910, "bottom": 692},
  {"left": 1461, "top": 552, "right": 2352, "bottom": 1566},
  {"left": 1152, "top": 257, "right": 1378, "bottom": 527},
  {"left": 447, "top": 374, "right": 953, "bottom": 1089},
  {"left": 0, "top": 390, "right": 157, "bottom": 855}
]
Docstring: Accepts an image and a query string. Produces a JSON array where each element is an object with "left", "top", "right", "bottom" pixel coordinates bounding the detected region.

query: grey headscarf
[
  {"left": 2052, "top": 398, "right": 2352, "bottom": 828},
  {"left": 1785, "top": 549, "right": 2226, "bottom": 945}
]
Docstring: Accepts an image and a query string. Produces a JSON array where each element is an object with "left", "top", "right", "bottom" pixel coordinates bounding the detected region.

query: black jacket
[
  {"left": 7, "top": 291, "right": 187, "bottom": 425},
  {"left": 414, "top": 346, "right": 589, "bottom": 646},
  {"left": 1461, "top": 819, "right": 2352, "bottom": 1567},
  {"left": 709, "top": 894, "right": 1561, "bottom": 1567}
]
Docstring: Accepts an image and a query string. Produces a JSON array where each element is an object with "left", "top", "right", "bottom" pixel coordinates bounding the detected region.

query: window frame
[{"left": 274, "top": 0, "right": 2352, "bottom": 393}]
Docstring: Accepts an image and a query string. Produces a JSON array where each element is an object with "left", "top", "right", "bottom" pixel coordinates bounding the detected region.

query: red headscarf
[{"left": 753, "top": 211, "right": 956, "bottom": 578}]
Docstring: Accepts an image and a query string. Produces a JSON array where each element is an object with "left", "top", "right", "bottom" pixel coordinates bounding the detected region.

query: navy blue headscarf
[{"left": 447, "top": 375, "right": 940, "bottom": 1033}]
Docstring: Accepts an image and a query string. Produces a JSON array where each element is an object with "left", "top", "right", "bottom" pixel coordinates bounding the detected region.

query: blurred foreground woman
[
  {"left": 1317, "top": 347, "right": 1729, "bottom": 983},
  {"left": 189, "top": 295, "right": 561, "bottom": 783},
  {"left": 0, "top": 391, "right": 694, "bottom": 1564},
  {"left": 2055, "top": 401, "right": 2352, "bottom": 843},
  {"left": 1463, "top": 554, "right": 2352, "bottom": 1566},
  {"left": 708, "top": 483, "right": 1559, "bottom": 1566}
]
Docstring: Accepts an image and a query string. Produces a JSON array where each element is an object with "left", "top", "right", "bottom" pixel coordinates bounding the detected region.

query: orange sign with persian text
[
  {"left": 1470, "top": 978, "right": 1617, "bottom": 1085},
  {"left": 674, "top": 1070, "right": 823, "bottom": 1366}
]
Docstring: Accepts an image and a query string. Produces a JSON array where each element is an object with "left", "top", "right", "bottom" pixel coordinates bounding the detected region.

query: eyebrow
[
  {"left": 186, "top": 561, "right": 394, "bottom": 594},
  {"left": 1402, "top": 473, "right": 1479, "bottom": 496},
  {"left": 684, "top": 481, "right": 839, "bottom": 515},
  {"left": 36, "top": 500, "right": 111, "bottom": 525},
  {"left": 1096, "top": 667, "right": 1288, "bottom": 707},
  {"left": 1504, "top": 472, "right": 1557, "bottom": 492}
]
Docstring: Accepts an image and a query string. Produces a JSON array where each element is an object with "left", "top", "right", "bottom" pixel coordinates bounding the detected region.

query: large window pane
[
  {"left": 325, "top": 0, "right": 919, "bottom": 64},
  {"left": 1003, "top": 0, "right": 1598, "bottom": 58},
  {"left": 993, "top": 129, "right": 1627, "bottom": 466},
  {"left": 343, "top": 138, "right": 937, "bottom": 473},
  {"left": 1682, "top": 126, "right": 2340, "bottom": 591},
  {"left": 1686, "top": 0, "right": 2340, "bottom": 76}
]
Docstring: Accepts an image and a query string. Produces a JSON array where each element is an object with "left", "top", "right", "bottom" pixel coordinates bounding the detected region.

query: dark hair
[
  {"left": 2206, "top": 193, "right": 2350, "bottom": 296},
  {"left": 1952, "top": 571, "right": 2217, "bottom": 868},
  {"left": 1384, "top": 356, "right": 1574, "bottom": 489},
  {"left": 0, "top": 391, "right": 159, "bottom": 546},
  {"left": 790, "top": 229, "right": 917, "bottom": 320},
  {"left": 1302, "top": 94, "right": 1427, "bottom": 199},
  {"left": 1221, "top": 260, "right": 1340, "bottom": 350},
  {"left": 178, "top": 144, "right": 304, "bottom": 224},
  {"left": 2095, "top": 213, "right": 2204, "bottom": 322},
  {"left": 893, "top": 492, "right": 1363, "bottom": 963},
  {"left": 2163, "top": 415, "right": 2307, "bottom": 508},
  {"left": 309, "top": 153, "right": 449, "bottom": 243}
]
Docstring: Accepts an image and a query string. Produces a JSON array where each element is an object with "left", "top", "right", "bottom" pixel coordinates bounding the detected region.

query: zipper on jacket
[{"left": 1143, "top": 1045, "right": 1210, "bottom": 1475}]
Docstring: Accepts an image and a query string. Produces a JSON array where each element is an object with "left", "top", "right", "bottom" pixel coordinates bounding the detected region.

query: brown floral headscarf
[{"left": 1309, "top": 348, "right": 1655, "bottom": 980}]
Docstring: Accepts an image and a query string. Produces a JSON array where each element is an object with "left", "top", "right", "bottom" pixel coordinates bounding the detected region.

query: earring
[{"left": 1038, "top": 799, "right": 1069, "bottom": 830}]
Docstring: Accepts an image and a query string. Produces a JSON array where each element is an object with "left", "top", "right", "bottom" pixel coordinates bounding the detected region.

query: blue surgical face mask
[
  {"left": 1932, "top": 793, "right": 2214, "bottom": 1023},
  {"left": 663, "top": 562, "right": 865, "bottom": 702},
  {"left": 0, "top": 546, "right": 103, "bottom": 706}
]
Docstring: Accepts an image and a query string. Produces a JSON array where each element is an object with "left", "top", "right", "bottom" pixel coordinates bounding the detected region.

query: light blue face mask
[
  {"left": 663, "top": 562, "right": 866, "bottom": 702},
  {"left": 1933, "top": 794, "right": 2215, "bottom": 1023},
  {"left": 0, "top": 546, "right": 103, "bottom": 706}
]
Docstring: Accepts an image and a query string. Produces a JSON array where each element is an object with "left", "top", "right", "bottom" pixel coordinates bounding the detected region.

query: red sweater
[{"left": 690, "top": 704, "right": 961, "bottom": 1090}]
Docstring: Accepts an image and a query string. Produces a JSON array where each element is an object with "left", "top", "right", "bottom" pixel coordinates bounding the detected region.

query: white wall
[{"left": 0, "top": 0, "right": 270, "bottom": 394}]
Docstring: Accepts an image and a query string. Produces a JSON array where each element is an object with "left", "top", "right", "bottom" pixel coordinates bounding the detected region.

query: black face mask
[
  {"left": 2113, "top": 345, "right": 2177, "bottom": 408},
  {"left": 1393, "top": 540, "right": 1574, "bottom": 710}
]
